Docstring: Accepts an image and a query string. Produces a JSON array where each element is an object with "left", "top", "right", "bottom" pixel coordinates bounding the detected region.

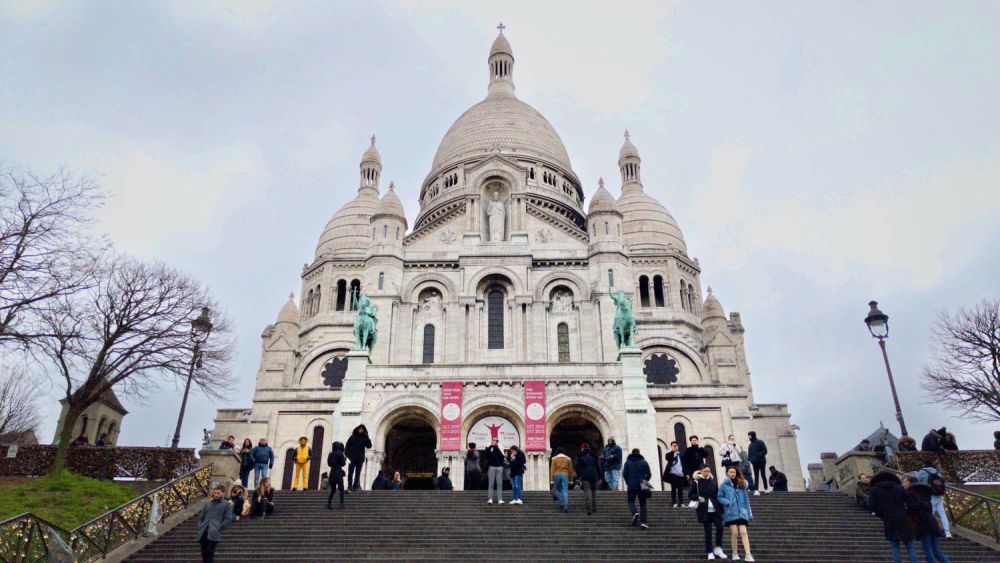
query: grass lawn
[
  {"left": 0, "top": 472, "right": 136, "bottom": 529},
  {"left": 986, "top": 491, "right": 1000, "bottom": 501}
]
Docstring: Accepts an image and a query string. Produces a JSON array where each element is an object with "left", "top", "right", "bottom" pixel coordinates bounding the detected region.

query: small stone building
[{"left": 52, "top": 388, "right": 128, "bottom": 446}]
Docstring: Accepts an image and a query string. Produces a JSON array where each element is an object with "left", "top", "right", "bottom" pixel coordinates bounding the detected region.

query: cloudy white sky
[{"left": 2, "top": 1, "right": 998, "bottom": 476}]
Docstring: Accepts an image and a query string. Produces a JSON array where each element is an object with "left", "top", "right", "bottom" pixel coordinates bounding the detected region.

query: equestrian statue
[
  {"left": 351, "top": 287, "right": 379, "bottom": 353},
  {"left": 612, "top": 290, "right": 637, "bottom": 348}
]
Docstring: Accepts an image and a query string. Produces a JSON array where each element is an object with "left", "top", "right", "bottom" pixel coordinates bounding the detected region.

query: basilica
[{"left": 210, "top": 29, "right": 804, "bottom": 491}]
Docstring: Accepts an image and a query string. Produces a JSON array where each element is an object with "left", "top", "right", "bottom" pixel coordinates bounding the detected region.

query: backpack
[{"left": 928, "top": 470, "right": 946, "bottom": 496}]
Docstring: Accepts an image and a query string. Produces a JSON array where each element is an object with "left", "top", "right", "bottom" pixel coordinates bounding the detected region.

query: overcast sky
[{"left": 2, "top": 1, "right": 998, "bottom": 476}]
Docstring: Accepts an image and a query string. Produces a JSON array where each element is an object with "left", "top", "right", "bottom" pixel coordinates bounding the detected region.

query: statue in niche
[
  {"left": 419, "top": 290, "right": 442, "bottom": 314},
  {"left": 551, "top": 289, "right": 573, "bottom": 313},
  {"left": 486, "top": 190, "right": 505, "bottom": 241}
]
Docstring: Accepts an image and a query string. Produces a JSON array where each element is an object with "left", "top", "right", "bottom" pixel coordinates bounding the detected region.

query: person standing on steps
[
  {"left": 197, "top": 484, "right": 232, "bottom": 563},
  {"left": 292, "top": 436, "right": 312, "bottom": 491},
  {"left": 682, "top": 436, "right": 708, "bottom": 503},
  {"left": 623, "top": 448, "right": 652, "bottom": 529},
  {"left": 601, "top": 437, "right": 623, "bottom": 490},
  {"left": 326, "top": 441, "right": 347, "bottom": 509},
  {"left": 238, "top": 438, "right": 254, "bottom": 488},
  {"left": 917, "top": 460, "right": 952, "bottom": 539},
  {"left": 747, "top": 432, "right": 767, "bottom": 495},
  {"left": 345, "top": 424, "right": 372, "bottom": 492},
  {"left": 903, "top": 474, "right": 951, "bottom": 563},
  {"left": 550, "top": 447, "right": 576, "bottom": 512},
  {"left": 663, "top": 441, "right": 686, "bottom": 507},
  {"left": 436, "top": 467, "right": 454, "bottom": 490},
  {"left": 465, "top": 442, "right": 482, "bottom": 490},
  {"left": 738, "top": 453, "right": 756, "bottom": 494},
  {"left": 690, "top": 465, "right": 727, "bottom": 560},
  {"left": 574, "top": 442, "right": 600, "bottom": 515},
  {"left": 868, "top": 471, "right": 918, "bottom": 563},
  {"left": 508, "top": 445, "right": 526, "bottom": 504},
  {"left": 250, "top": 438, "right": 274, "bottom": 488},
  {"left": 718, "top": 466, "right": 754, "bottom": 561},
  {"left": 484, "top": 437, "right": 506, "bottom": 504},
  {"left": 719, "top": 434, "right": 742, "bottom": 472},
  {"left": 767, "top": 466, "right": 788, "bottom": 492}
]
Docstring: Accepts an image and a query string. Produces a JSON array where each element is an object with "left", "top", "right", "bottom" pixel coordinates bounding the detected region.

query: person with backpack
[
  {"left": 326, "top": 441, "right": 346, "bottom": 509},
  {"left": 690, "top": 465, "right": 727, "bottom": 560},
  {"left": 292, "top": 436, "right": 313, "bottom": 491},
  {"left": 250, "top": 438, "right": 274, "bottom": 488},
  {"left": 663, "top": 441, "right": 686, "bottom": 507},
  {"left": 623, "top": 448, "right": 652, "bottom": 530},
  {"left": 747, "top": 431, "right": 768, "bottom": 495},
  {"left": 345, "top": 424, "right": 372, "bottom": 491},
  {"left": 868, "top": 471, "right": 917, "bottom": 563},
  {"left": 574, "top": 442, "right": 600, "bottom": 515},
  {"left": 718, "top": 466, "right": 755, "bottom": 561},
  {"left": 197, "top": 484, "right": 233, "bottom": 562},
  {"left": 719, "top": 434, "right": 742, "bottom": 471},
  {"left": 917, "top": 460, "right": 952, "bottom": 539},
  {"left": 508, "top": 445, "right": 527, "bottom": 504},
  {"left": 903, "top": 474, "right": 951, "bottom": 563}
]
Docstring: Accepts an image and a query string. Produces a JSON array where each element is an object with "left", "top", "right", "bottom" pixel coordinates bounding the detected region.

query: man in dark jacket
[
  {"left": 601, "top": 437, "right": 623, "bottom": 490},
  {"left": 903, "top": 475, "right": 951, "bottom": 563},
  {"left": 768, "top": 466, "right": 788, "bottom": 492},
  {"left": 197, "top": 484, "right": 232, "bottom": 563},
  {"left": 622, "top": 448, "right": 652, "bottom": 529},
  {"left": 484, "top": 437, "right": 506, "bottom": 504},
  {"left": 663, "top": 441, "right": 687, "bottom": 507},
  {"left": 436, "top": 467, "right": 454, "bottom": 490},
  {"left": 371, "top": 470, "right": 389, "bottom": 490},
  {"left": 747, "top": 431, "right": 768, "bottom": 494},
  {"left": 345, "top": 424, "right": 372, "bottom": 491},
  {"left": 868, "top": 472, "right": 917, "bottom": 563},
  {"left": 508, "top": 446, "right": 527, "bottom": 504},
  {"left": 218, "top": 435, "right": 235, "bottom": 450},
  {"left": 250, "top": 438, "right": 274, "bottom": 488},
  {"left": 681, "top": 436, "right": 708, "bottom": 492},
  {"left": 689, "top": 465, "right": 726, "bottom": 559},
  {"left": 921, "top": 428, "right": 943, "bottom": 453},
  {"left": 574, "top": 443, "right": 600, "bottom": 514},
  {"left": 326, "top": 441, "right": 347, "bottom": 509}
]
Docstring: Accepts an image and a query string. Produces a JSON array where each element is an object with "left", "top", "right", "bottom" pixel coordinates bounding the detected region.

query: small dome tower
[
  {"left": 587, "top": 177, "right": 623, "bottom": 243},
  {"left": 488, "top": 23, "right": 515, "bottom": 97},
  {"left": 314, "top": 136, "right": 383, "bottom": 259},
  {"left": 360, "top": 134, "right": 382, "bottom": 193},
  {"left": 372, "top": 181, "right": 408, "bottom": 246},
  {"left": 615, "top": 131, "right": 688, "bottom": 253}
]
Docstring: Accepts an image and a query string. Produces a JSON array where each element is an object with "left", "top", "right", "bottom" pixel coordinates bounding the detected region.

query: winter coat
[
  {"left": 940, "top": 434, "right": 958, "bottom": 451},
  {"left": 622, "top": 452, "right": 652, "bottom": 492},
  {"left": 681, "top": 446, "right": 708, "bottom": 476},
  {"left": 436, "top": 474, "right": 454, "bottom": 490},
  {"left": 239, "top": 447, "right": 254, "bottom": 471},
  {"left": 906, "top": 482, "right": 942, "bottom": 538},
  {"left": 326, "top": 442, "right": 346, "bottom": 478},
  {"left": 250, "top": 444, "right": 274, "bottom": 466},
  {"left": 769, "top": 471, "right": 788, "bottom": 491},
  {"left": 218, "top": 440, "right": 235, "bottom": 450},
  {"left": 718, "top": 477, "right": 753, "bottom": 524},
  {"left": 688, "top": 474, "right": 721, "bottom": 524},
  {"left": 921, "top": 430, "right": 943, "bottom": 453},
  {"left": 371, "top": 473, "right": 389, "bottom": 490},
  {"left": 867, "top": 472, "right": 915, "bottom": 542},
  {"left": 917, "top": 467, "right": 946, "bottom": 496},
  {"left": 574, "top": 449, "right": 600, "bottom": 482},
  {"left": 747, "top": 437, "right": 767, "bottom": 464},
  {"left": 250, "top": 488, "right": 274, "bottom": 518},
  {"left": 196, "top": 498, "right": 232, "bottom": 542},
  {"left": 550, "top": 453, "right": 576, "bottom": 480},
  {"left": 345, "top": 427, "right": 372, "bottom": 463},
  {"left": 601, "top": 443, "right": 623, "bottom": 471},
  {"left": 483, "top": 445, "right": 506, "bottom": 468},
  {"left": 508, "top": 451, "right": 527, "bottom": 477},
  {"left": 464, "top": 450, "right": 481, "bottom": 473},
  {"left": 662, "top": 451, "right": 685, "bottom": 481},
  {"left": 719, "top": 442, "right": 742, "bottom": 467}
]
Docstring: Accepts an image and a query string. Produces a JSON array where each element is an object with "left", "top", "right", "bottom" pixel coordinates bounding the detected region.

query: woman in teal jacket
[{"left": 718, "top": 466, "right": 755, "bottom": 561}]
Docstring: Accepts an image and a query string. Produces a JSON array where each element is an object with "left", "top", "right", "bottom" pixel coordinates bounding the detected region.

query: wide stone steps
[{"left": 128, "top": 491, "right": 1000, "bottom": 562}]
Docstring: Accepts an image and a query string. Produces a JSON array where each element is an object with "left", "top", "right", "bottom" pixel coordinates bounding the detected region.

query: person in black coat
[
  {"left": 681, "top": 436, "right": 708, "bottom": 496},
  {"left": 622, "top": 449, "right": 652, "bottom": 529},
  {"left": 747, "top": 431, "right": 768, "bottom": 494},
  {"left": 903, "top": 476, "right": 951, "bottom": 563},
  {"left": 574, "top": 443, "right": 600, "bottom": 515},
  {"left": 868, "top": 472, "right": 917, "bottom": 563},
  {"left": 326, "top": 441, "right": 347, "bottom": 509},
  {"left": 237, "top": 439, "right": 254, "bottom": 489},
  {"left": 508, "top": 446, "right": 527, "bottom": 504},
  {"left": 436, "top": 467, "right": 454, "bottom": 490},
  {"left": 345, "top": 424, "right": 372, "bottom": 491},
  {"left": 689, "top": 465, "right": 727, "bottom": 559},
  {"left": 662, "top": 441, "right": 687, "bottom": 507},
  {"left": 768, "top": 466, "right": 788, "bottom": 492},
  {"left": 921, "top": 429, "right": 943, "bottom": 453}
]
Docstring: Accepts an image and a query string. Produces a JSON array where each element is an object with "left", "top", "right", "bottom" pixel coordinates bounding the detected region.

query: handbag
[{"left": 640, "top": 479, "right": 653, "bottom": 499}]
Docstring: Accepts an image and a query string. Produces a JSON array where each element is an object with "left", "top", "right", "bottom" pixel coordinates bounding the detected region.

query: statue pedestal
[
  {"left": 618, "top": 346, "right": 661, "bottom": 489},
  {"left": 332, "top": 350, "right": 370, "bottom": 446},
  {"left": 834, "top": 451, "right": 882, "bottom": 496},
  {"left": 198, "top": 449, "right": 242, "bottom": 489}
]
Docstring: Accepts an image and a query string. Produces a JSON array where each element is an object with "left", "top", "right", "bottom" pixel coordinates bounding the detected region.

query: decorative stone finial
[{"left": 598, "top": 177, "right": 605, "bottom": 189}]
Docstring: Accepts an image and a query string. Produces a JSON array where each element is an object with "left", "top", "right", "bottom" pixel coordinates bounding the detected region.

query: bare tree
[
  {"left": 0, "top": 167, "right": 105, "bottom": 345},
  {"left": 31, "top": 255, "right": 234, "bottom": 473},
  {"left": 0, "top": 366, "right": 41, "bottom": 438},
  {"left": 923, "top": 298, "right": 1000, "bottom": 423}
]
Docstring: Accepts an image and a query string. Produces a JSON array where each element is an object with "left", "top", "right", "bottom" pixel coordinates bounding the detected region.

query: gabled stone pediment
[{"left": 266, "top": 333, "right": 294, "bottom": 352}]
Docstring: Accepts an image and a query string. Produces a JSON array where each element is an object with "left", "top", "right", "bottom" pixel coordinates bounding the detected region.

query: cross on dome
[
  {"left": 370, "top": 134, "right": 376, "bottom": 146},
  {"left": 497, "top": 22, "right": 506, "bottom": 33},
  {"left": 598, "top": 177, "right": 605, "bottom": 189},
  {"left": 707, "top": 286, "right": 713, "bottom": 294},
  {"left": 624, "top": 129, "right": 630, "bottom": 141}
]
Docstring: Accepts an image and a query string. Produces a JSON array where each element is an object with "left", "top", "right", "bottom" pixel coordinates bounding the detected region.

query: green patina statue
[
  {"left": 612, "top": 290, "right": 637, "bottom": 348},
  {"left": 351, "top": 287, "right": 378, "bottom": 353}
]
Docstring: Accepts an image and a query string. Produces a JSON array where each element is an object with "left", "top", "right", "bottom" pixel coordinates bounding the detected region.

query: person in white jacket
[{"left": 719, "top": 435, "right": 742, "bottom": 472}]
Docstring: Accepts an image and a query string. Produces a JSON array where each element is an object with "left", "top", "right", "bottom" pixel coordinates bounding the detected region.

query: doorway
[
  {"left": 549, "top": 415, "right": 603, "bottom": 465},
  {"left": 383, "top": 416, "right": 438, "bottom": 490}
]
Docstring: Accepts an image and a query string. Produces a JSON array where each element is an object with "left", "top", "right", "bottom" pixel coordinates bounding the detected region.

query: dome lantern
[
  {"left": 619, "top": 129, "right": 641, "bottom": 187},
  {"left": 488, "top": 23, "right": 515, "bottom": 96},
  {"left": 360, "top": 134, "right": 382, "bottom": 192}
]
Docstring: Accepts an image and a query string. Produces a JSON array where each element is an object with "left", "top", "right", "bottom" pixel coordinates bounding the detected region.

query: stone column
[{"left": 619, "top": 346, "right": 661, "bottom": 489}]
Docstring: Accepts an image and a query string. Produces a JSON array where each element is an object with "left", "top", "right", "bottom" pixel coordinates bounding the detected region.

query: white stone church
[{"left": 211, "top": 29, "right": 804, "bottom": 492}]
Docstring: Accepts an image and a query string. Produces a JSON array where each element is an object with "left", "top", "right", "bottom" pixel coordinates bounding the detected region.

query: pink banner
[
  {"left": 440, "top": 381, "right": 463, "bottom": 451},
  {"left": 524, "top": 380, "right": 547, "bottom": 452}
]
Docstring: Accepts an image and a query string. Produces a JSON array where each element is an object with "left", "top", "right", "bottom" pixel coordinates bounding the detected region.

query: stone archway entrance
[
  {"left": 383, "top": 415, "right": 437, "bottom": 490},
  {"left": 549, "top": 415, "right": 603, "bottom": 465}
]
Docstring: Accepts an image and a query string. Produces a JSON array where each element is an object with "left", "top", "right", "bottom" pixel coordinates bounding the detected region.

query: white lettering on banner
[{"left": 468, "top": 416, "right": 520, "bottom": 450}]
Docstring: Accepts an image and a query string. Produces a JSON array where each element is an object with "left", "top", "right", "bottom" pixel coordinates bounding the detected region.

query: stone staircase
[{"left": 128, "top": 490, "right": 1000, "bottom": 561}]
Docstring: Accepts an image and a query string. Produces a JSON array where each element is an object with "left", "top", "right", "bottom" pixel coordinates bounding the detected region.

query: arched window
[
  {"left": 349, "top": 279, "right": 361, "bottom": 310},
  {"left": 487, "top": 287, "right": 504, "bottom": 349},
  {"left": 97, "top": 417, "right": 107, "bottom": 438},
  {"left": 383, "top": 225, "right": 388, "bottom": 239},
  {"left": 653, "top": 275, "right": 665, "bottom": 307},
  {"left": 638, "top": 275, "right": 650, "bottom": 308},
  {"left": 604, "top": 222, "right": 609, "bottom": 235},
  {"left": 674, "top": 423, "right": 688, "bottom": 453},
  {"left": 378, "top": 272, "right": 384, "bottom": 290},
  {"left": 422, "top": 324, "right": 435, "bottom": 364},
  {"left": 80, "top": 415, "right": 89, "bottom": 435},
  {"left": 306, "top": 289, "right": 314, "bottom": 317},
  {"left": 608, "top": 269, "right": 614, "bottom": 288},
  {"left": 396, "top": 227, "right": 400, "bottom": 239},
  {"left": 335, "top": 280, "right": 347, "bottom": 311},
  {"left": 557, "top": 323, "right": 570, "bottom": 363},
  {"left": 314, "top": 284, "right": 322, "bottom": 315},
  {"left": 680, "top": 284, "right": 688, "bottom": 312},
  {"left": 688, "top": 283, "right": 696, "bottom": 312}
]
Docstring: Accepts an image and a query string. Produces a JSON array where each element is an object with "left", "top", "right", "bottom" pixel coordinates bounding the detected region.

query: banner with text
[
  {"left": 440, "top": 381, "right": 463, "bottom": 451},
  {"left": 524, "top": 380, "right": 547, "bottom": 452}
]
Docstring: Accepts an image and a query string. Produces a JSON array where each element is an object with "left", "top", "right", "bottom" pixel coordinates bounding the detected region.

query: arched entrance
[
  {"left": 383, "top": 414, "right": 438, "bottom": 490},
  {"left": 549, "top": 415, "right": 603, "bottom": 464}
]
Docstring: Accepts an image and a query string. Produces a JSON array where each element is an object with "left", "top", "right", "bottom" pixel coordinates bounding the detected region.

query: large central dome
[{"left": 428, "top": 31, "right": 573, "bottom": 177}]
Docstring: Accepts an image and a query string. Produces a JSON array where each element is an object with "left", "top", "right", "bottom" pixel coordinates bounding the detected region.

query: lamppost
[
  {"left": 171, "top": 307, "right": 214, "bottom": 448},
  {"left": 864, "top": 300, "right": 909, "bottom": 437}
]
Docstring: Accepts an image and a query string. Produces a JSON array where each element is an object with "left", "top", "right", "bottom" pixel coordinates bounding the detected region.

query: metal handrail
[
  {"left": 0, "top": 513, "right": 71, "bottom": 563},
  {"left": 875, "top": 464, "right": 1000, "bottom": 543}
]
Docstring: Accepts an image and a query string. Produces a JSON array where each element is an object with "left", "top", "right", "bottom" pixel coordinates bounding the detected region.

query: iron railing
[
  {"left": 875, "top": 464, "right": 1000, "bottom": 543},
  {"left": 0, "top": 465, "right": 213, "bottom": 563}
]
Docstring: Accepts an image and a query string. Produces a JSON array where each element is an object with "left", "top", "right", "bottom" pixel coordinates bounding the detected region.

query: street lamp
[
  {"left": 864, "top": 300, "right": 908, "bottom": 437},
  {"left": 171, "top": 307, "right": 214, "bottom": 448}
]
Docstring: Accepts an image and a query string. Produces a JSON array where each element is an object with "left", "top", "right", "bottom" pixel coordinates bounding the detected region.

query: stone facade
[
  {"left": 211, "top": 29, "right": 804, "bottom": 492},
  {"left": 52, "top": 389, "right": 127, "bottom": 446}
]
